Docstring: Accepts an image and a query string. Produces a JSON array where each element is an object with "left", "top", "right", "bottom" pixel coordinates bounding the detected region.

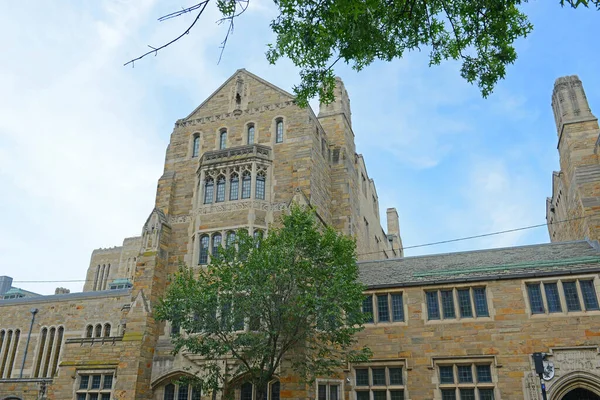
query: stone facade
[{"left": 2, "top": 71, "right": 600, "bottom": 400}]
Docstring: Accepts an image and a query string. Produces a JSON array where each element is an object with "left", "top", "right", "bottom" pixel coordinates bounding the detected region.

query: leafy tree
[
  {"left": 155, "top": 206, "right": 371, "bottom": 400},
  {"left": 126, "top": 0, "right": 598, "bottom": 106}
]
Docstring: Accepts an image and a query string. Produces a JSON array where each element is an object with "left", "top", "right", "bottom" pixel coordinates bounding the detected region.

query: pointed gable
[{"left": 183, "top": 69, "right": 295, "bottom": 121}]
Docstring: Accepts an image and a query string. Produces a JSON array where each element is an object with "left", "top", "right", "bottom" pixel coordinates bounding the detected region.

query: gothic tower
[{"left": 546, "top": 75, "right": 600, "bottom": 242}]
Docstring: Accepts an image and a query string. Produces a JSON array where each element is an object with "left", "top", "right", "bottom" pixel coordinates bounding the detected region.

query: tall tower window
[
  {"left": 241, "top": 171, "right": 251, "bottom": 199},
  {"left": 192, "top": 135, "right": 200, "bottom": 158},
  {"left": 212, "top": 233, "right": 222, "bottom": 258},
  {"left": 216, "top": 176, "right": 226, "bottom": 203},
  {"left": 199, "top": 235, "right": 210, "bottom": 264},
  {"left": 248, "top": 125, "right": 255, "bottom": 145},
  {"left": 230, "top": 173, "right": 239, "bottom": 200},
  {"left": 276, "top": 120, "right": 283, "bottom": 143},
  {"left": 256, "top": 171, "right": 266, "bottom": 200},
  {"left": 220, "top": 130, "right": 227, "bottom": 150},
  {"left": 204, "top": 178, "right": 214, "bottom": 204}
]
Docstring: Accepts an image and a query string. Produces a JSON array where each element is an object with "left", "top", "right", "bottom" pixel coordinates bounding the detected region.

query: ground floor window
[
  {"left": 437, "top": 362, "right": 496, "bottom": 400},
  {"left": 163, "top": 383, "right": 201, "bottom": 400},
  {"left": 76, "top": 371, "right": 114, "bottom": 400},
  {"left": 354, "top": 365, "right": 405, "bottom": 400},
  {"left": 239, "top": 380, "right": 280, "bottom": 400}
]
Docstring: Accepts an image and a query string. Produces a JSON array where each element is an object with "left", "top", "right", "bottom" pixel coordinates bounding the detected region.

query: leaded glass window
[
  {"left": 199, "top": 235, "right": 209, "bottom": 264},
  {"left": 276, "top": 120, "right": 283, "bottom": 143},
  {"left": 563, "top": 281, "right": 581, "bottom": 312},
  {"left": 457, "top": 289, "right": 473, "bottom": 318},
  {"left": 363, "top": 295, "right": 374, "bottom": 323},
  {"left": 544, "top": 283, "right": 562, "bottom": 313},
  {"left": 241, "top": 171, "right": 251, "bottom": 199},
  {"left": 527, "top": 284, "right": 545, "bottom": 314},
  {"left": 216, "top": 176, "right": 226, "bottom": 202},
  {"left": 377, "top": 295, "right": 389, "bottom": 322},
  {"left": 192, "top": 135, "right": 200, "bottom": 157},
  {"left": 204, "top": 178, "right": 214, "bottom": 204},
  {"left": 441, "top": 290, "right": 455, "bottom": 319},
  {"left": 427, "top": 291, "right": 440, "bottom": 320},
  {"left": 391, "top": 294, "right": 404, "bottom": 322},
  {"left": 256, "top": 172, "right": 266, "bottom": 200},
  {"left": 248, "top": 125, "right": 255, "bottom": 144},
  {"left": 212, "top": 233, "right": 222, "bottom": 257},
  {"left": 473, "top": 288, "right": 489, "bottom": 317},
  {"left": 580, "top": 280, "right": 599, "bottom": 310},
  {"left": 230, "top": 174, "right": 239, "bottom": 200},
  {"left": 220, "top": 130, "right": 227, "bottom": 149}
]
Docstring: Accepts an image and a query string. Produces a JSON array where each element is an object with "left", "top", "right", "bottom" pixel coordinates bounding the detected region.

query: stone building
[{"left": 1, "top": 70, "right": 600, "bottom": 400}]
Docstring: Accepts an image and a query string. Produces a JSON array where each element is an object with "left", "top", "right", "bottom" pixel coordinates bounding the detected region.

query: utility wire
[{"left": 12, "top": 215, "right": 586, "bottom": 284}]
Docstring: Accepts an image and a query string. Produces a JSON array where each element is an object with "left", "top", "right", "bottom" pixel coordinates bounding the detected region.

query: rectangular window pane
[
  {"left": 330, "top": 385, "right": 339, "bottom": 400},
  {"left": 457, "top": 365, "right": 473, "bottom": 383},
  {"left": 460, "top": 389, "right": 475, "bottom": 400},
  {"left": 356, "top": 391, "right": 370, "bottom": 400},
  {"left": 89, "top": 394, "right": 98, "bottom": 400},
  {"left": 318, "top": 385, "right": 327, "bottom": 400},
  {"left": 230, "top": 178, "right": 239, "bottom": 200},
  {"left": 473, "top": 287, "right": 489, "bottom": 317},
  {"left": 373, "top": 391, "right": 386, "bottom": 400},
  {"left": 256, "top": 178, "right": 265, "bottom": 200},
  {"left": 80, "top": 375, "right": 90, "bottom": 390},
  {"left": 580, "top": 280, "right": 599, "bottom": 311},
  {"left": 204, "top": 183, "right": 214, "bottom": 204},
  {"left": 363, "top": 296, "right": 374, "bottom": 323},
  {"left": 377, "top": 295, "right": 390, "bottom": 322},
  {"left": 389, "top": 367, "right": 403, "bottom": 385},
  {"left": 479, "top": 389, "right": 495, "bottom": 400},
  {"left": 391, "top": 294, "right": 404, "bottom": 322},
  {"left": 103, "top": 375, "right": 113, "bottom": 389},
  {"left": 476, "top": 365, "right": 492, "bottom": 383},
  {"left": 242, "top": 178, "right": 251, "bottom": 199},
  {"left": 92, "top": 375, "right": 101, "bottom": 389},
  {"left": 457, "top": 289, "right": 473, "bottom": 318},
  {"left": 439, "top": 366, "right": 454, "bottom": 384},
  {"left": 544, "top": 283, "right": 562, "bottom": 313},
  {"left": 372, "top": 368, "right": 386, "bottom": 385},
  {"left": 216, "top": 181, "right": 225, "bottom": 202},
  {"left": 441, "top": 290, "right": 455, "bottom": 319},
  {"left": 178, "top": 384, "right": 189, "bottom": 400},
  {"left": 427, "top": 291, "right": 440, "bottom": 320},
  {"left": 527, "top": 284, "right": 545, "bottom": 314},
  {"left": 101, "top": 394, "right": 110, "bottom": 400},
  {"left": 77, "top": 394, "right": 86, "bottom": 400},
  {"left": 563, "top": 281, "right": 582, "bottom": 311},
  {"left": 390, "top": 390, "right": 404, "bottom": 400},
  {"left": 356, "top": 369, "right": 369, "bottom": 386},
  {"left": 441, "top": 389, "right": 457, "bottom": 400}
]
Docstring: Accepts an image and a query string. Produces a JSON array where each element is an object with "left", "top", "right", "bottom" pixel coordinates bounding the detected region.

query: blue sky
[{"left": 0, "top": 1, "right": 599, "bottom": 295}]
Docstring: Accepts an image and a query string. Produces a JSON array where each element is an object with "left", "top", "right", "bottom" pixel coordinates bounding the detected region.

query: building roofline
[{"left": 0, "top": 288, "right": 131, "bottom": 306}]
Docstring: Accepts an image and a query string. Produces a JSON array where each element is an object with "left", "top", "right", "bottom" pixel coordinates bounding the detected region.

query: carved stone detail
[
  {"left": 196, "top": 201, "right": 288, "bottom": 215},
  {"left": 175, "top": 101, "right": 295, "bottom": 128}
]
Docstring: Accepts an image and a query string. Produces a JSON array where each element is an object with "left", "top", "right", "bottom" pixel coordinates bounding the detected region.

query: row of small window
[
  {"left": 192, "top": 120, "right": 284, "bottom": 157},
  {"left": 527, "top": 279, "right": 599, "bottom": 314},
  {"left": 77, "top": 373, "right": 113, "bottom": 400},
  {"left": 164, "top": 383, "right": 201, "bottom": 400},
  {"left": 203, "top": 171, "right": 266, "bottom": 204},
  {"left": 84, "top": 323, "right": 112, "bottom": 338},
  {"left": 198, "top": 230, "right": 264, "bottom": 265}
]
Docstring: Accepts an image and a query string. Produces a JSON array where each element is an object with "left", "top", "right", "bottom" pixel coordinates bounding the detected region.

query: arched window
[
  {"left": 247, "top": 125, "right": 255, "bottom": 144},
  {"left": 230, "top": 173, "right": 239, "bottom": 200},
  {"left": 220, "top": 130, "right": 227, "bottom": 150},
  {"left": 271, "top": 381, "right": 280, "bottom": 400},
  {"left": 216, "top": 176, "right": 226, "bottom": 203},
  {"left": 212, "top": 233, "right": 222, "bottom": 258},
  {"left": 241, "top": 171, "right": 251, "bottom": 199},
  {"left": 103, "top": 323, "right": 111, "bottom": 338},
  {"left": 95, "top": 324, "right": 102, "bottom": 338},
  {"left": 253, "top": 230, "right": 263, "bottom": 242},
  {"left": 256, "top": 171, "right": 266, "bottom": 200},
  {"left": 85, "top": 325, "right": 93, "bottom": 338},
  {"left": 199, "top": 235, "right": 210, "bottom": 264},
  {"left": 164, "top": 383, "right": 175, "bottom": 400},
  {"left": 226, "top": 231, "right": 236, "bottom": 249},
  {"left": 204, "top": 177, "right": 214, "bottom": 204},
  {"left": 275, "top": 120, "right": 283, "bottom": 143},
  {"left": 192, "top": 135, "right": 200, "bottom": 158}
]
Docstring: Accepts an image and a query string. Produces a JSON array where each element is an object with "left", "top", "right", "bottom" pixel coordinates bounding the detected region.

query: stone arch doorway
[{"left": 562, "top": 388, "right": 600, "bottom": 400}]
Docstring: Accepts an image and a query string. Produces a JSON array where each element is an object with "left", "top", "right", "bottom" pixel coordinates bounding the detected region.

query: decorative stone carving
[
  {"left": 196, "top": 201, "right": 288, "bottom": 215},
  {"left": 175, "top": 101, "right": 294, "bottom": 127}
]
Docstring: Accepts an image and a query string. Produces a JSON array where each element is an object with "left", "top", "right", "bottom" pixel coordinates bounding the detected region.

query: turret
[
  {"left": 318, "top": 77, "right": 352, "bottom": 127},
  {"left": 551, "top": 75, "right": 596, "bottom": 138}
]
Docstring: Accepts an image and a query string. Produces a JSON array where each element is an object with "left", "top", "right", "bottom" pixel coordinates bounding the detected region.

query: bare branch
[
  {"left": 216, "top": 0, "right": 250, "bottom": 64},
  {"left": 124, "top": 0, "right": 210, "bottom": 67}
]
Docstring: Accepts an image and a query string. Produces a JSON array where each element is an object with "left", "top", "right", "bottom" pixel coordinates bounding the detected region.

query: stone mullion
[
  {"left": 0, "top": 331, "right": 10, "bottom": 378},
  {"left": 250, "top": 162, "right": 257, "bottom": 200}
]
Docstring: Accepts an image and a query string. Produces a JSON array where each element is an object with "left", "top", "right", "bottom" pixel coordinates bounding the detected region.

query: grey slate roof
[{"left": 358, "top": 240, "right": 600, "bottom": 288}]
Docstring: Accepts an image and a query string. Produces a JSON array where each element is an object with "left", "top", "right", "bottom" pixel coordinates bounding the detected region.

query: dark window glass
[
  {"left": 479, "top": 389, "right": 494, "bottom": 400},
  {"left": 363, "top": 296, "right": 374, "bottom": 323},
  {"left": 178, "top": 384, "right": 189, "bottom": 400},
  {"left": 91, "top": 375, "right": 101, "bottom": 389},
  {"left": 170, "top": 321, "right": 180, "bottom": 335},
  {"left": 460, "top": 389, "right": 475, "bottom": 400},
  {"left": 329, "top": 385, "right": 339, "bottom": 400},
  {"left": 276, "top": 120, "right": 283, "bottom": 143},
  {"left": 390, "top": 390, "right": 404, "bottom": 400},
  {"left": 256, "top": 173, "right": 266, "bottom": 200},
  {"left": 473, "top": 287, "right": 489, "bottom": 317},
  {"left": 457, "top": 289, "right": 473, "bottom": 318},
  {"left": 192, "top": 386, "right": 201, "bottom": 400},
  {"left": 439, "top": 366, "right": 454, "bottom": 384},
  {"left": 216, "top": 176, "right": 226, "bottom": 202},
  {"left": 242, "top": 172, "right": 251, "bottom": 199},
  {"left": 356, "top": 368, "right": 369, "bottom": 386},
  {"left": 103, "top": 374, "right": 113, "bottom": 389},
  {"left": 221, "top": 300, "right": 232, "bottom": 330},
  {"left": 80, "top": 375, "right": 90, "bottom": 390},
  {"left": 233, "top": 297, "right": 245, "bottom": 331},
  {"left": 563, "top": 281, "right": 581, "bottom": 311},
  {"left": 527, "top": 284, "right": 545, "bottom": 314},
  {"left": 441, "top": 389, "right": 457, "bottom": 400},
  {"left": 373, "top": 391, "right": 386, "bottom": 400},
  {"left": 193, "top": 135, "right": 200, "bottom": 157},
  {"left": 580, "top": 280, "right": 599, "bottom": 310},
  {"left": 77, "top": 394, "right": 86, "bottom": 400},
  {"left": 391, "top": 294, "right": 404, "bottom": 322},
  {"left": 241, "top": 383, "right": 253, "bottom": 400},
  {"left": 318, "top": 385, "right": 327, "bottom": 400},
  {"left": 248, "top": 126, "right": 255, "bottom": 144},
  {"left": 104, "top": 324, "right": 111, "bottom": 337},
  {"left": 356, "top": 392, "right": 370, "bottom": 400},
  {"left": 101, "top": 394, "right": 110, "bottom": 400},
  {"left": 89, "top": 394, "right": 98, "bottom": 400},
  {"left": 226, "top": 232, "right": 236, "bottom": 249},
  {"left": 164, "top": 384, "right": 175, "bottom": 400},
  {"left": 544, "top": 283, "right": 562, "bottom": 313},
  {"left": 204, "top": 178, "right": 214, "bottom": 204},
  {"left": 441, "top": 290, "right": 455, "bottom": 319},
  {"left": 199, "top": 235, "right": 210, "bottom": 264},
  {"left": 220, "top": 131, "right": 227, "bottom": 149},
  {"left": 389, "top": 367, "right": 403, "bottom": 385},
  {"left": 212, "top": 234, "right": 222, "bottom": 258},
  {"left": 377, "top": 295, "right": 389, "bottom": 322},
  {"left": 372, "top": 368, "right": 386, "bottom": 385},
  {"left": 457, "top": 365, "right": 473, "bottom": 383},
  {"left": 271, "top": 382, "right": 280, "bottom": 400},
  {"left": 476, "top": 365, "right": 492, "bottom": 383},
  {"left": 426, "top": 291, "right": 440, "bottom": 320},
  {"left": 230, "top": 174, "right": 239, "bottom": 200}
]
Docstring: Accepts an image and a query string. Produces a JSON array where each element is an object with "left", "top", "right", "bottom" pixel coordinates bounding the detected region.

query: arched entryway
[{"left": 562, "top": 388, "right": 600, "bottom": 400}]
